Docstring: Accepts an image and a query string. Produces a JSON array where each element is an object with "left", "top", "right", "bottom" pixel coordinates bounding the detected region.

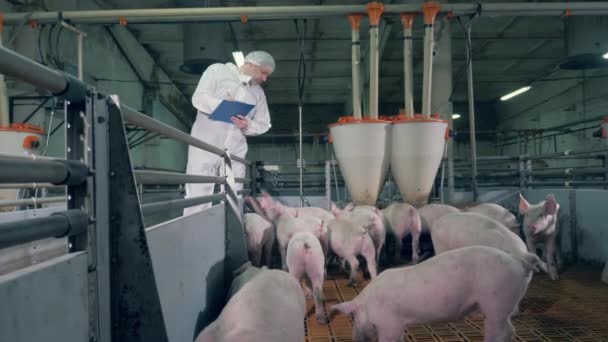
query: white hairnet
[{"left": 244, "top": 51, "right": 276, "bottom": 72}]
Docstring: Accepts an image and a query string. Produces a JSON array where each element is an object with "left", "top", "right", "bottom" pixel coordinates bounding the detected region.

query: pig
[
  {"left": 243, "top": 213, "right": 274, "bottom": 267},
  {"left": 331, "top": 245, "right": 545, "bottom": 342},
  {"left": 332, "top": 204, "right": 386, "bottom": 263},
  {"left": 327, "top": 216, "right": 377, "bottom": 286},
  {"left": 257, "top": 192, "right": 330, "bottom": 256},
  {"left": 430, "top": 212, "right": 548, "bottom": 276},
  {"left": 286, "top": 231, "right": 328, "bottom": 324},
  {"left": 519, "top": 193, "right": 561, "bottom": 280},
  {"left": 195, "top": 269, "right": 306, "bottom": 342},
  {"left": 258, "top": 191, "right": 335, "bottom": 222},
  {"left": 259, "top": 198, "right": 325, "bottom": 271},
  {"left": 418, "top": 203, "right": 460, "bottom": 233},
  {"left": 381, "top": 202, "right": 422, "bottom": 264},
  {"left": 227, "top": 261, "right": 264, "bottom": 299},
  {"left": 465, "top": 202, "right": 520, "bottom": 235}
]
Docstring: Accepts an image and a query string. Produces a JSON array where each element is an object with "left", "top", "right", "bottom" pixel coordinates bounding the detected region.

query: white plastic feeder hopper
[
  {"left": 391, "top": 2, "right": 448, "bottom": 206},
  {"left": 329, "top": 3, "right": 391, "bottom": 205}
]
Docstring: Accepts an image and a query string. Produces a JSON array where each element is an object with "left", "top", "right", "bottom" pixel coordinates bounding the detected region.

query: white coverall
[{"left": 184, "top": 63, "right": 271, "bottom": 215}]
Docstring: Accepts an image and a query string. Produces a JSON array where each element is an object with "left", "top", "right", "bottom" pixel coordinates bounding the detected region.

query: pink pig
[
  {"left": 286, "top": 231, "right": 328, "bottom": 324},
  {"left": 331, "top": 246, "right": 544, "bottom": 342},
  {"left": 519, "top": 193, "right": 561, "bottom": 280}
]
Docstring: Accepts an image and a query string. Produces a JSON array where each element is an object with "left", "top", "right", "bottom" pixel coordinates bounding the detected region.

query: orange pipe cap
[
  {"left": 347, "top": 14, "right": 364, "bottom": 29},
  {"left": 422, "top": 1, "right": 441, "bottom": 25},
  {"left": 366, "top": 2, "right": 385, "bottom": 26},
  {"left": 400, "top": 13, "right": 416, "bottom": 29}
]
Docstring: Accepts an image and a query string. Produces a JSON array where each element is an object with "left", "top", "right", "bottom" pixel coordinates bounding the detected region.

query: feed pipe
[
  {"left": 421, "top": 1, "right": 440, "bottom": 118},
  {"left": 400, "top": 13, "right": 416, "bottom": 117},
  {"left": 3, "top": 3, "right": 608, "bottom": 25},
  {"left": 366, "top": 2, "right": 384, "bottom": 120},
  {"left": 348, "top": 14, "right": 363, "bottom": 120}
]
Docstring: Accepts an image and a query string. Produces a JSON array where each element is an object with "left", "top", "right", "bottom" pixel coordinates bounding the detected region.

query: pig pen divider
[{"left": 0, "top": 44, "right": 250, "bottom": 342}]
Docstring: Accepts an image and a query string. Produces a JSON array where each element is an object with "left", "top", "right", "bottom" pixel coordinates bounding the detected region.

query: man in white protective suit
[{"left": 183, "top": 51, "right": 275, "bottom": 215}]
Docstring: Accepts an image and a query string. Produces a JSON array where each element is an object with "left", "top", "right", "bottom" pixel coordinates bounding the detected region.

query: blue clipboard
[{"left": 208, "top": 100, "right": 255, "bottom": 124}]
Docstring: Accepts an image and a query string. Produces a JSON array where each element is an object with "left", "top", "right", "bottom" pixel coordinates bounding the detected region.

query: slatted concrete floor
[{"left": 304, "top": 266, "right": 608, "bottom": 341}]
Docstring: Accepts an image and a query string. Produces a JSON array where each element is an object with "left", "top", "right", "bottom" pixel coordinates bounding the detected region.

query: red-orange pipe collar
[{"left": 366, "top": 2, "right": 384, "bottom": 26}]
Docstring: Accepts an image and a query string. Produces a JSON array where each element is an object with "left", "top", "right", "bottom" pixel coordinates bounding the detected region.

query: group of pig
[{"left": 195, "top": 192, "right": 561, "bottom": 342}]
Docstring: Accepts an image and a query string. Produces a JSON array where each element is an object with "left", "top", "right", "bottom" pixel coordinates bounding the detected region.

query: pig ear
[
  {"left": 518, "top": 193, "right": 530, "bottom": 214},
  {"left": 331, "top": 301, "right": 358, "bottom": 315},
  {"left": 331, "top": 204, "right": 342, "bottom": 217},
  {"left": 544, "top": 194, "right": 557, "bottom": 215},
  {"left": 260, "top": 191, "right": 271, "bottom": 198},
  {"left": 344, "top": 203, "right": 354, "bottom": 212}
]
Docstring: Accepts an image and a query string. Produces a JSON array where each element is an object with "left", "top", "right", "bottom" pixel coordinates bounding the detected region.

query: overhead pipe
[
  {"left": 348, "top": 14, "right": 363, "bottom": 120},
  {"left": 366, "top": 2, "right": 384, "bottom": 120},
  {"left": 4, "top": 3, "right": 608, "bottom": 25},
  {"left": 400, "top": 13, "right": 416, "bottom": 118},
  {"left": 421, "top": 1, "right": 440, "bottom": 118}
]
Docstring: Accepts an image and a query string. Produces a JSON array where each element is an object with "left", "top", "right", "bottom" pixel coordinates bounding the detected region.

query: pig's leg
[
  {"left": 377, "top": 319, "right": 405, "bottom": 342},
  {"left": 298, "top": 274, "right": 312, "bottom": 299},
  {"left": 525, "top": 234, "right": 537, "bottom": 255},
  {"left": 410, "top": 229, "right": 421, "bottom": 264},
  {"left": 545, "top": 235, "right": 559, "bottom": 281},
  {"left": 483, "top": 317, "right": 514, "bottom": 342},
  {"left": 361, "top": 237, "right": 378, "bottom": 280},
  {"left": 308, "top": 273, "right": 328, "bottom": 324},
  {"left": 346, "top": 255, "right": 360, "bottom": 287}
]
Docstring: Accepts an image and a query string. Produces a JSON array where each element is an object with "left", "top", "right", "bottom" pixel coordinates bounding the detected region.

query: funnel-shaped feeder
[
  {"left": 330, "top": 117, "right": 391, "bottom": 205},
  {"left": 391, "top": 115, "right": 447, "bottom": 206}
]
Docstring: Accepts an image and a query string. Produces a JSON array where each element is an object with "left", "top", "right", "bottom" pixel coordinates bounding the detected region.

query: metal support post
[
  {"left": 569, "top": 190, "right": 578, "bottom": 264},
  {"left": 465, "top": 20, "right": 478, "bottom": 201},
  {"left": 604, "top": 153, "right": 608, "bottom": 190},
  {"left": 91, "top": 93, "right": 111, "bottom": 342},
  {"left": 106, "top": 97, "right": 169, "bottom": 342},
  {"left": 249, "top": 162, "right": 259, "bottom": 197},
  {"left": 325, "top": 160, "right": 331, "bottom": 210}
]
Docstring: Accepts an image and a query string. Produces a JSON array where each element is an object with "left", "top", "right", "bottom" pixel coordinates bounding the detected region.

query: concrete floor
[{"left": 305, "top": 266, "right": 608, "bottom": 341}]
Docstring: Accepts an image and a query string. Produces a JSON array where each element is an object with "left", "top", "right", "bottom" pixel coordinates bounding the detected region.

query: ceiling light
[
  {"left": 232, "top": 51, "right": 245, "bottom": 67},
  {"left": 603, "top": 52, "right": 608, "bottom": 60},
  {"left": 500, "top": 86, "right": 531, "bottom": 101},
  {"left": 452, "top": 114, "right": 461, "bottom": 119}
]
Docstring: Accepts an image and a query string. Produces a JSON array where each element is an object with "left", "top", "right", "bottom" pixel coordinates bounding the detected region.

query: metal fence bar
[
  {"left": 0, "top": 196, "right": 66, "bottom": 208},
  {"left": 0, "top": 45, "right": 87, "bottom": 103},
  {"left": 134, "top": 170, "right": 225, "bottom": 185},
  {"left": 0, "top": 152, "right": 59, "bottom": 161},
  {"left": 234, "top": 177, "right": 251, "bottom": 184},
  {"left": 140, "top": 193, "right": 225, "bottom": 216},
  {"left": 0, "top": 158, "right": 87, "bottom": 185},
  {"left": 0, "top": 183, "right": 64, "bottom": 189},
  {"left": 526, "top": 181, "right": 608, "bottom": 187},
  {"left": 0, "top": 209, "right": 89, "bottom": 249},
  {"left": 121, "top": 106, "right": 249, "bottom": 165}
]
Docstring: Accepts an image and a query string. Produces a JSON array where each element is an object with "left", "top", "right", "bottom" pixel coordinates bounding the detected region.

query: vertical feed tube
[
  {"left": 366, "top": 2, "right": 384, "bottom": 120},
  {"left": 348, "top": 14, "right": 363, "bottom": 120},
  {"left": 421, "top": 1, "right": 440, "bottom": 118},
  {"left": 400, "top": 13, "right": 416, "bottom": 118}
]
